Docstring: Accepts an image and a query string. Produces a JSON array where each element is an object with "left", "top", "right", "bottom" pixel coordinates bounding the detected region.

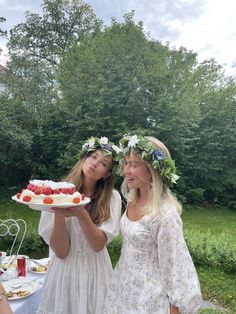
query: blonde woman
[
  {"left": 104, "top": 134, "right": 202, "bottom": 314},
  {"left": 37, "top": 137, "right": 121, "bottom": 314}
]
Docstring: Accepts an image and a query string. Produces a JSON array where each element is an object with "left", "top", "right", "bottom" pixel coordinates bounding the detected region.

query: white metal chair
[{"left": 0, "top": 219, "right": 27, "bottom": 256}]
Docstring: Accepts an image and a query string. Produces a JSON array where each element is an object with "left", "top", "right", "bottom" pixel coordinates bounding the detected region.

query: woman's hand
[{"left": 53, "top": 205, "right": 86, "bottom": 218}]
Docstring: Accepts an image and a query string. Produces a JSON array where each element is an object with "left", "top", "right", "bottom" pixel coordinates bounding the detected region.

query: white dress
[
  {"left": 37, "top": 190, "right": 121, "bottom": 314},
  {"left": 103, "top": 199, "right": 202, "bottom": 314}
]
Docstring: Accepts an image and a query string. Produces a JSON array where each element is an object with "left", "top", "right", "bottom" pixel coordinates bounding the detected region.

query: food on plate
[
  {"left": 30, "top": 265, "right": 46, "bottom": 272},
  {"left": 6, "top": 290, "right": 31, "bottom": 298},
  {"left": 13, "top": 180, "right": 86, "bottom": 205},
  {"left": 30, "top": 262, "right": 50, "bottom": 273}
]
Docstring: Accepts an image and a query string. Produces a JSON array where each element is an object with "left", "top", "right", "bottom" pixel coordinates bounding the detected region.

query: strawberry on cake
[{"left": 14, "top": 180, "right": 86, "bottom": 205}]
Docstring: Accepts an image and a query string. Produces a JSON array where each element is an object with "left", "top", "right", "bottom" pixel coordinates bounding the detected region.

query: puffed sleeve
[
  {"left": 150, "top": 212, "right": 202, "bottom": 314},
  {"left": 38, "top": 211, "right": 55, "bottom": 245},
  {"left": 97, "top": 190, "right": 122, "bottom": 244}
]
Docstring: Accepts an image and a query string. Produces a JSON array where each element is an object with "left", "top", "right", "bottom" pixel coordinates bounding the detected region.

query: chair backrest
[{"left": 0, "top": 219, "right": 27, "bottom": 256}]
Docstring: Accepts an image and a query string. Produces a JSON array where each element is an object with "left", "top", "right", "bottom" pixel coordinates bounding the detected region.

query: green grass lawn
[
  {"left": 182, "top": 204, "right": 236, "bottom": 239},
  {"left": 181, "top": 204, "right": 236, "bottom": 314},
  {"left": 0, "top": 200, "right": 41, "bottom": 230},
  {"left": 198, "top": 266, "right": 236, "bottom": 314}
]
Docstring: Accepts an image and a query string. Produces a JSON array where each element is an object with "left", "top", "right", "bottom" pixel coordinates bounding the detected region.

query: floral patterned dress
[
  {"left": 37, "top": 190, "right": 121, "bottom": 314},
  {"left": 103, "top": 199, "right": 202, "bottom": 314}
]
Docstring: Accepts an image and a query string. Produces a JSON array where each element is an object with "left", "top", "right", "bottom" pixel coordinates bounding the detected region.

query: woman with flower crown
[
  {"left": 37, "top": 136, "right": 121, "bottom": 314},
  {"left": 103, "top": 134, "right": 202, "bottom": 314}
]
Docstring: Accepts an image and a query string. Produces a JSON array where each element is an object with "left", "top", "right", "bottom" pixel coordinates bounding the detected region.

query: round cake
[{"left": 14, "top": 180, "right": 85, "bottom": 205}]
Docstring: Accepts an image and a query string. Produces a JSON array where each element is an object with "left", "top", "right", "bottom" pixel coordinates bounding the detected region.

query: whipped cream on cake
[{"left": 14, "top": 180, "right": 85, "bottom": 205}]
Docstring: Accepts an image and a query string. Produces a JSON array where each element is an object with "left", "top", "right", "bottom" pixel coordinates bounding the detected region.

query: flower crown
[
  {"left": 115, "top": 134, "right": 180, "bottom": 188},
  {"left": 80, "top": 136, "right": 118, "bottom": 159}
]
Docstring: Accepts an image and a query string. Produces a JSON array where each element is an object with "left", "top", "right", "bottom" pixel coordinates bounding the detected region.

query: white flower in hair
[
  {"left": 100, "top": 137, "right": 109, "bottom": 145},
  {"left": 128, "top": 135, "right": 140, "bottom": 148},
  {"left": 88, "top": 138, "right": 95, "bottom": 148},
  {"left": 82, "top": 142, "right": 89, "bottom": 149},
  {"left": 170, "top": 173, "right": 180, "bottom": 183},
  {"left": 112, "top": 144, "right": 122, "bottom": 154}
]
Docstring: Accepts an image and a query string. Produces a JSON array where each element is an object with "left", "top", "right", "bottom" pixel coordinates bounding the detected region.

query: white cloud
[
  {"left": 0, "top": 0, "right": 235, "bottom": 76},
  {"left": 169, "top": 0, "right": 236, "bottom": 75}
]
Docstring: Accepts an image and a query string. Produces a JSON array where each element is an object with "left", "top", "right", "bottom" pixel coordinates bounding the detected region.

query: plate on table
[
  {"left": 12, "top": 196, "right": 91, "bottom": 212},
  {"left": 2, "top": 277, "right": 38, "bottom": 300},
  {"left": 28, "top": 258, "right": 50, "bottom": 274}
]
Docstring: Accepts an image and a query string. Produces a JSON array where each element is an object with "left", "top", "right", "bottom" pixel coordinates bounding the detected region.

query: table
[{"left": 8, "top": 272, "right": 45, "bottom": 314}]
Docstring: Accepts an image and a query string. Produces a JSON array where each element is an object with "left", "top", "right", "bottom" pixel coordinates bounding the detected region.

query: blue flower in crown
[
  {"left": 105, "top": 143, "right": 111, "bottom": 151},
  {"left": 152, "top": 150, "right": 166, "bottom": 161}
]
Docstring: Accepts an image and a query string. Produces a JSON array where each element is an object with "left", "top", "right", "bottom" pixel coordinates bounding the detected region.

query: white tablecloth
[{"left": 9, "top": 273, "right": 45, "bottom": 314}]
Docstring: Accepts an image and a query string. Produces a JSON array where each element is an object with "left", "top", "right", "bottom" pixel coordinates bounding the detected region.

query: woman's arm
[
  {"left": 0, "top": 283, "right": 13, "bottom": 314},
  {"left": 170, "top": 304, "right": 180, "bottom": 314},
  {"left": 50, "top": 214, "right": 70, "bottom": 258},
  {"left": 76, "top": 209, "right": 107, "bottom": 251},
  {"left": 54, "top": 207, "right": 107, "bottom": 252}
]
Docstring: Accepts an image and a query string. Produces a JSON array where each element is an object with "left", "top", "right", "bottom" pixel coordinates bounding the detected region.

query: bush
[
  {"left": 228, "top": 201, "right": 236, "bottom": 210},
  {"left": 185, "top": 229, "right": 236, "bottom": 274},
  {"left": 0, "top": 230, "right": 48, "bottom": 258},
  {"left": 107, "top": 235, "right": 122, "bottom": 267},
  {"left": 185, "top": 188, "right": 205, "bottom": 204}
]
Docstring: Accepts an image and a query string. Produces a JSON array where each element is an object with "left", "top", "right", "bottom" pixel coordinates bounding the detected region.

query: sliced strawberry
[
  {"left": 73, "top": 197, "right": 80, "bottom": 204},
  {"left": 16, "top": 193, "right": 21, "bottom": 199},
  {"left": 68, "top": 188, "right": 74, "bottom": 195},
  {"left": 23, "top": 195, "right": 31, "bottom": 202},
  {"left": 31, "top": 185, "right": 37, "bottom": 192},
  {"left": 61, "top": 188, "right": 68, "bottom": 194},
  {"left": 27, "top": 184, "right": 33, "bottom": 190},
  {"left": 53, "top": 189, "right": 61, "bottom": 194},
  {"left": 34, "top": 188, "right": 42, "bottom": 195},
  {"left": 43, "top": 187, "right": 52, "bottom": 195},
  {"left": 43, "top": 197, "right": 53, "bottom": 204}
]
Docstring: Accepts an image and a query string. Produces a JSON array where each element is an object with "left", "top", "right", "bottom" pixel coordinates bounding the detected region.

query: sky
[{"left": 0, "top": 0, "right": 236, "bottom": 77}]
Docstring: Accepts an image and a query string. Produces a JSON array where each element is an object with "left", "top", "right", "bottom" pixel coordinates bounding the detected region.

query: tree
[
  {"left": 59, "top": 13, "right": 236, "bottom": 207},
  {"left": 0, "top": 17, "right": 7, "bottom": 37},
  {"left": 8, "top": 0, "right": 100, "bottom": 66},
  {"left": 2, "top": 0, "right": 101, "bottom": 184},
  {"left": 2, "top": 9, "right": 235, "bottom": 209},
  {"left": 58, "top": 13, "right": 203, "bottom": 168}
]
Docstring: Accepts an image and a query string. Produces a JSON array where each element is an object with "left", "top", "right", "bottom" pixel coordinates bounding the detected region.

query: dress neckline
[{"left": 125, "top": 210, "right": 146, "bottom": 223}]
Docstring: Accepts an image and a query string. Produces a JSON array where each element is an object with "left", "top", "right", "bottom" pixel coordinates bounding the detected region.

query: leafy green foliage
[
  {"left": 198, "top": 310, "right": 225, "bottom": 314},
  {"left": 0, "top": 4, "right": 235, "bottom": 209},
  {"left": 8, "top": 0, "right": 99, "bottom": 65},
  {"left": 107, "top": 235, "right": 122, "bottom": 267},
  {"left": 0, "top": 17, "right": 7, "bottom": 38},
  {"left": 185, "top": 229, "right": 236, "bottom": 273}
]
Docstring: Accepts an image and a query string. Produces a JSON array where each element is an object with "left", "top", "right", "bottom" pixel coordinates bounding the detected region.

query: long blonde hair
[
  {"left": 64, "top": 155, "right": 114, "bottom": 224},
  {"left": 121, "top": 136, "right": 182, "bottom": 216}
]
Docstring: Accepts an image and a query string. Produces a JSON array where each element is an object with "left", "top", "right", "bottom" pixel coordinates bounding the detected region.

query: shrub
[
  {"left": 185, "top": 229, "right": 236, "bottom": 274},
  {"left": 185, "top": 188, "right": 205, "bottom": 204},
  {"left": 107, "top": 235, "right": 122, "bottom": 267},
  {"left": 228, "top": 201, "right": 236, "bottom": 210},
  {"left": 0, "top": 230, "right": 48, "bottom": 258}
]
